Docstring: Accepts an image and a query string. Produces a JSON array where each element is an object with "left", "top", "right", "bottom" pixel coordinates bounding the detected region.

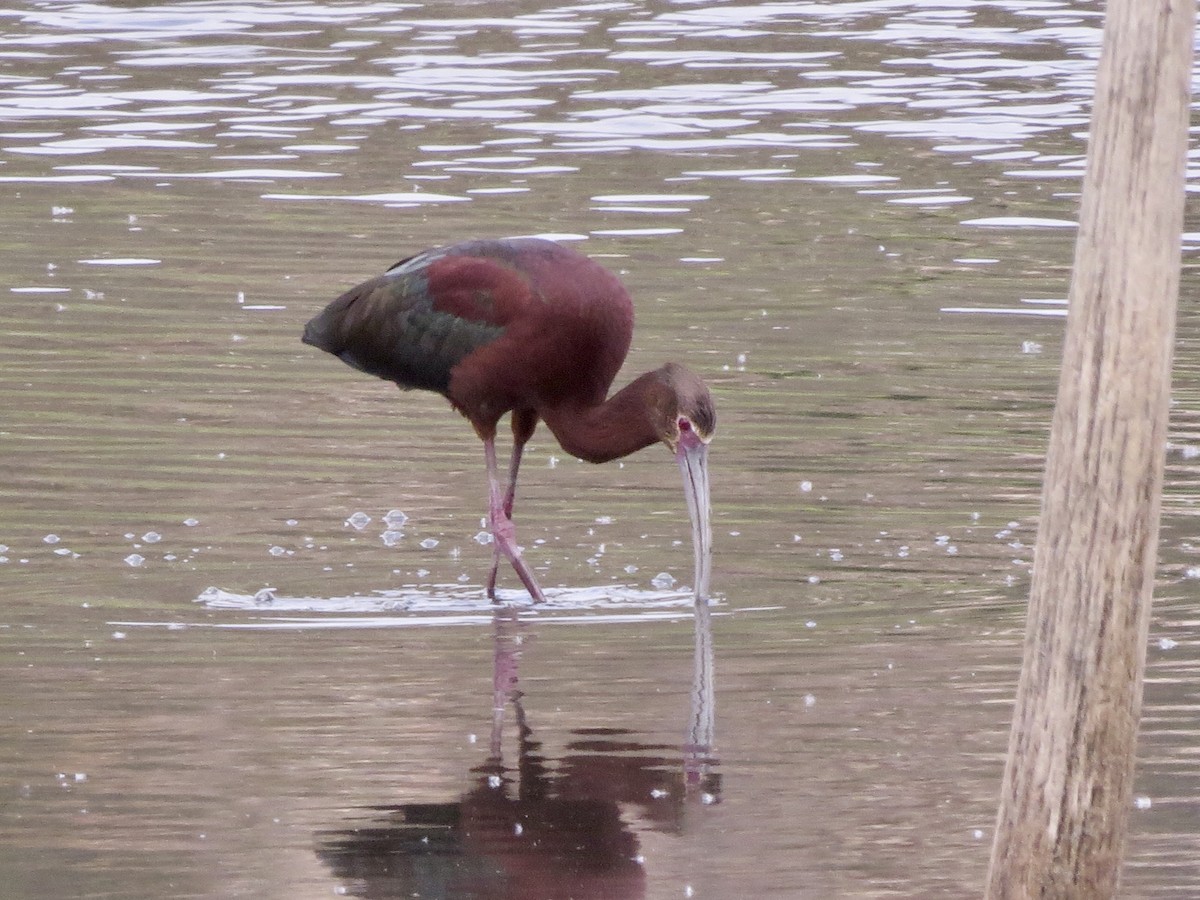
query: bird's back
[{"left": 303, "top": 238, "right": 635, "bottom": 426}]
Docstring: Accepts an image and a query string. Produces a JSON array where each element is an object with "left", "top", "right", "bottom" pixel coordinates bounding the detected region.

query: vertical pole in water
[{"left": 985, "top": 0, "right": 1194, "bottom": 896}]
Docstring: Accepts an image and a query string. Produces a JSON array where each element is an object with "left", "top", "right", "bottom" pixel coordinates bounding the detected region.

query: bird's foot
[{"left": 488, "top": 512, "right": 546, "bottom": 603}]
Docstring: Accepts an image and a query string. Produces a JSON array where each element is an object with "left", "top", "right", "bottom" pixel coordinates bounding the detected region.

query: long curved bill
[{"left": 676, "top": 434, "right": 712, "bottom": 601}]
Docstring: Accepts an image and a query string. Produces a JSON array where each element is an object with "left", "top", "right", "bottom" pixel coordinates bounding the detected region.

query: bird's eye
[{"left": 678, "top": 418, "right": 692, "bottom": 432}]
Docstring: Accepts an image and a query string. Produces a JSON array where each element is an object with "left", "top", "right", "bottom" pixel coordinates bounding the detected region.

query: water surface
[{"left": 3, "top": 1, "right": 1200, "bottom": 897}]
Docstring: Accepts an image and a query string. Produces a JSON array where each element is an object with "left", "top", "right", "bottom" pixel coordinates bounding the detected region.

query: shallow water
[{"left": 2, "top": 1, "right": 1200, "bottom": 897}]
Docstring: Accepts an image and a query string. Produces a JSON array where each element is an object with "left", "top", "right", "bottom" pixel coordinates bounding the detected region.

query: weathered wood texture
[{"left": 985, "top": 0, "right": 1194, "bottom": 896}]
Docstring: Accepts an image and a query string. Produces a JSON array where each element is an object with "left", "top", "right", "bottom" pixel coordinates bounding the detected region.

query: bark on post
[{"left": 985, "top": 0, "right": 1194, "bottom": 896}]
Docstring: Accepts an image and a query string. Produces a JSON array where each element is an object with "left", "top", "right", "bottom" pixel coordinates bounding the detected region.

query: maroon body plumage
[{"left": 303, "top": 237, "right": 714, "bottom": 602}]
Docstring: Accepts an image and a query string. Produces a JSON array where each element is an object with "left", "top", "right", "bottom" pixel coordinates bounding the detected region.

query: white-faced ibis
[{"left": 302, "top": 237, "right": 714, "bottom": 602}]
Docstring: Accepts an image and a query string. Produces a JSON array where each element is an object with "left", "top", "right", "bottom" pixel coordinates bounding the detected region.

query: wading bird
[{"left": 302, "top": 237, "right": 714, "bottom": 602}]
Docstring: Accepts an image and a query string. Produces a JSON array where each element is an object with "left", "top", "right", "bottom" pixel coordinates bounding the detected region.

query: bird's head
[
  {"left": 648, "top": 364, "right": 715, "bottom": 602},
  {"left": 649, "top": 362, "right": 716, "bottom": 453}
]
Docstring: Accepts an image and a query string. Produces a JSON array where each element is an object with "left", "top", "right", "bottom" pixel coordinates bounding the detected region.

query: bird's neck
[{"left": 542, "top": 372, "right": 662, "bottom": 464}]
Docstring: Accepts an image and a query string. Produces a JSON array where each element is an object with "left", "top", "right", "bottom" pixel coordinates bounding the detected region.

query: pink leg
[
  {"left": 486, "top": 436, "right": 527, "bottom": 597},
  {"left": 484, "top": 434, "right": 545, "bottom": 603},
  {"left": 486, "top": 410, "right": 539, "bottom": 600}
]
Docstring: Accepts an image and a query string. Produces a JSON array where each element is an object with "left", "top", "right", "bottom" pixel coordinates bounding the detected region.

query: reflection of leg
[
  {"left": 490, "top": 607, "right": 524, "bottom": 757},
  {"left": 484, "top": 431, "right": 545, "bottom": 603}
]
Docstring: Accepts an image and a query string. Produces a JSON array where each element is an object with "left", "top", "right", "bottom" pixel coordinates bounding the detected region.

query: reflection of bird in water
[
  {"left": 302, "top": 237, "right": 715, "bottom": 603},
  {"left": 316, "top": 607, "right": 719, "bottom": 899}
]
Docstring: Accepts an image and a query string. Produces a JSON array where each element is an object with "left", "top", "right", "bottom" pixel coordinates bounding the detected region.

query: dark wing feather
[{"left": 302, "top": 248, "right": 509, "bottom": 394}]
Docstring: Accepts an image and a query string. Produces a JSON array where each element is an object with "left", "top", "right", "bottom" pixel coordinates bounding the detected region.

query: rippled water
[{"left": 3, "top": 1, "right": 1200, "bottom": 897}]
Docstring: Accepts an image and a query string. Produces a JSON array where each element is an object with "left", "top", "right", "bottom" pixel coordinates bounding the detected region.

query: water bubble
[
  {"left": 43, "top": 534, "right": 60, "bottom": 545},
  {"left": 829, "top": 549, "right": 843, "bottom": 561},
  {"left": 799, "top": 480, "right": 813, "bottom": 493},
  {"left": 1021, "top": 340, "right": 1043, "bottom": 354},
  {"left": 488, "top": 774, "right": 502, "bottom": 789},
  {"left": 111, "top": 631, "right": 126, "bottom": 640},
  {"left": 651, "top": 572, "right": 676, "bottom": 589},
  {"left": 142, "top": 532, "right": 162, "bottom": 544},
  {"left": 183, "top": 517, "right": 199, "bottom": 527},
  {"left": 1184, "top": 566, "right": 1200, "bottom": 579},
  {"left": 1158, "top": 637, "right": 1178, "bottom": 650},
  {"left": 473, "top": 531, "right": 493, "bottom": 545},
  {"left": 285, "top": 519, "right": 299, "bottom": 527},
  {"left": 383, "top": 509, "right": 409, "bottom": 527},
  {"left": 972, "top": 828, "right": 985, "bottom": 840},
  {"left": 420, "top": 538, "right": 439, "bottom": 550},
  {"left": 381, "top": 530, "right": 404, "bottom": 547},
  {"left": 346, "top": 511, "right": 371, "bottom": 530},
  {"left": 1134, "top": 796, "right": 1152, "bottom": 810},
  {"left": 650, "top": 788, "right": 669, "bottom": 799},
  {"left": 624, "top": 564, "right": 638, "bottom": 574},
  {"left": 268, "top": 546, "right": 288, "bottom": 557},
  {"left": 54, "top": 548, "right": 72, "bottom": 557},
  {"left": 807, "top": 574, "right": 820, "bottom": 584},
  {"left": 416, "top": 568, "right": 429, "bottom": 577},
  {"left": 595, "top": 515, "right": 613, "bottom": 525},
  {"left": 124, "top": 553, "right": 145, "bottom": 567}
]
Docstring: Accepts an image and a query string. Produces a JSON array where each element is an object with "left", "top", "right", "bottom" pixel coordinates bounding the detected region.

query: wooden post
[{"left": 985, "top": 0, "right": 1194, "bottom": 896}]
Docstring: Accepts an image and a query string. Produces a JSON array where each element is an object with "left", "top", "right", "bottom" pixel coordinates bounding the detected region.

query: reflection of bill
[
  {"left": 317, "top": 604, "right": 719, "bottom": 899},
  {"left": 685, "top": 599, "right": 718, "bottom": 792}
]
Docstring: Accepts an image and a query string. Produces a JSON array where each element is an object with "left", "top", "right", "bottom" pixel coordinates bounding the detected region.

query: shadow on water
[{"left": 315, "top": 604, "right": 719, "bottom": 900}]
